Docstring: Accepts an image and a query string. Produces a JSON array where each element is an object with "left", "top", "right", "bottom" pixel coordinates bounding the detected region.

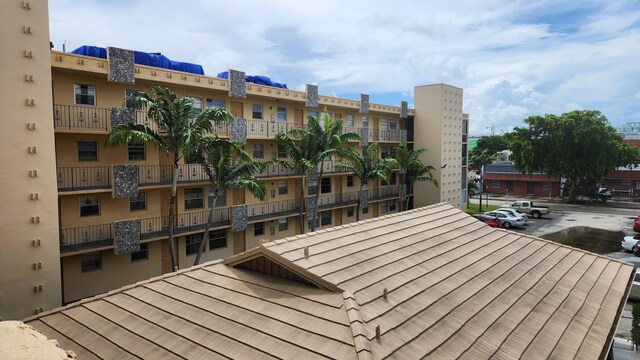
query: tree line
[
  {"left": 469, "top": 110, "right": 640, "bottom": 202},
  {"left": 107, "top": 86, "right": 437, "bottom": 271}
]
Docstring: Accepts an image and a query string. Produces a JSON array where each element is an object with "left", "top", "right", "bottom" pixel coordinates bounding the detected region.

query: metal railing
[
  {"left": 53, "top": 104, "right": 110, "bottom": 131},
  {"left": 59, "top": 223, "right": 114, "bottom": 251},
  {"left": 247, "top": 199, "right": 301, "bottom": 221},
  {"left": 370, "top": 186, "right": 401, "bottom": 200},
  {"left": 317, "top": 191, "right": 359, "bottom": 209},
  {"left": 57, "top": 166, "right": 111, "bottom": 191},
  {"left": 256, "top": 162, "right": 301, "bottom": 178},
  {"left": 138, "top": 164, "right": 209, "bottom": 186},
  {"left": 246, "top": 120, "right": 303, "bottom": 138}
]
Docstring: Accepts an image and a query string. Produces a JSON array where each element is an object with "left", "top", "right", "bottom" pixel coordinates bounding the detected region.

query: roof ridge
[
  {"left": 22, "top": 259, "right": 225, "bottom": 322},
  {"left": 342, "top": 291, "right": 373, "bottom": 360}
]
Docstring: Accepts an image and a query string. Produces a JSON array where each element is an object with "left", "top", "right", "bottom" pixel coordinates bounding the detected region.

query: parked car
[
  {"left": 484, "top": 210, "right": 526, "bottom": 229},
  {"left": 495, "top": 207, "right": 528, "bottom": 220},
  {"left": 597, "top": 187, "right": 612, "bottom": 199},
  {"left": 630, "top": 268, "right": 640, "bottom": 301},
  {"left": 472, "top": 214, "right": 500, "bottom": 228},
  {"left": 501, "top": 200, "right": 550, "bottom": 219},
  {"left": 634, "top": 216, "right": 640, "bottom": 232},
  {"left": 621, "top": 234, "right": 640, "bottom": 252}
]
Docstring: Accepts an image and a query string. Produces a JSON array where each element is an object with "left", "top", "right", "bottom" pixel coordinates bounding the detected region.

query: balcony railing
[
  {"left": 370, "top": 186, "right": 401, "bottom": 200},
  {"left": 256, "top": 162, "right": 301, "bottom": 178},
  {"left": 317, "top": 191, "right": 359, "bottom": 209},
  {"left": 57, "top": 166, "right": 111, "bottom": 191},
  {"left": 60, "top": 208, "right": 231, "bottom": 253},
  {"left": 247, "top": 199, "right": 301, "bottom": 221},
  {"left": 54, "top": 104, "right": 110, "bottom": 131},
  {"left": 247, "top": 120, "right": 302, "bottom": 138},
  {"left": 138, "top": 164, "right": 209, "bottom": 186}
]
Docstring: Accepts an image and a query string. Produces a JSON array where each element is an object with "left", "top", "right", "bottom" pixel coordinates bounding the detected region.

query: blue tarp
[
  {"left": 217, "top": 71, "right": 287, "bottom": 89},
  {"left": 71, "top": 45, "right": 205, "bottom": 75}
]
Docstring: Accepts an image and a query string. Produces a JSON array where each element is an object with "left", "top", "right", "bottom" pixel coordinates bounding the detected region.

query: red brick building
[
  {"left": 602, "top": 140, "right": 640, "bottom": 195},
  {"left": 483, "top": 163, "right": 561, "bottom": 196}
]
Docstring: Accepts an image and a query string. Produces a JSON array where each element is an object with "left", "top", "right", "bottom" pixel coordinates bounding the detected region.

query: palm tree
[
  {"left": 337, "top": 143, "right": 395, "bottom": 221},
  {"left": 305, "top": 111, "right": 360, "bottom": 231},
  {"left": 192, "top": 137, "right": 267, "bottom": 266},
  {"left": 107, "top": 85, "right": 232, "bottom": 272},
  {"left": 392, "top": 141, "right": 438, "bottom": 211},
  {"left": 275, "top": 110, "right": 359, "bottom": 233}
]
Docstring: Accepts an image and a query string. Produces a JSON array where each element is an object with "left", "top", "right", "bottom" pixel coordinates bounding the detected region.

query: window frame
[
  {"left": 77, "top": 141, "right": 98, "bottom": 161},
  {"left": 347, "top": 207, "right": 354, "bottom": 217},
  {"left": 278, "top": 180, "right": 288, "bottom": 195},
  {"left": 130, "top": 243, "right": 149, "bottom": 262},
  {"left": 321, "top": 177, "right": 331, "bottom": 194},
  {"left": 206, "top": 99, "right": 225, "bottom": 109},
  {"left": 253, "top": 144, "right": 264, "bottom": 159},
  {"left": 252, "top": 104, "right": 263, "bottom": 120},
  {"left": 277, "top": 144, "right": 287, "bottom": 158},
  {"left": 184, "top": 188, "right": 204, "bottom": 210},
  {"left": 128, "top": 142, "right": 145, "bottom": 161},
  {"left": 346, "top": 114, "right": 354, "bottom": 127},
  {"left": 254, "top": 222, "right": 265, "bottom": 236},
  {"left": 80, "top": 196, "right": 100, "bottom": 217},
  {"left": 74, "top": 83, "right": 96, "bottom": 106},
  {"left": 277, "top": 107, "right": 287, "bottom": 121},
  {"left": 185, "top": 234, "right": 202, "bottom": 256},
  {"left": 320, "top": 211, "right": 332, "bottom": 226},
  {"left": 129, "top": 192, "right": 147, "bottom": 212},
  {"left": 278, "top": 218, "right": 288, "bottom": 231},
  {"left": 208, "top": 187, "right": 226, "bottom": 208},
  {"left": 209, "top": 229, "right": 227, "bottom": 250},
  {"left": 81, "top": 252, "right": 102, "bottom": 272},
  {"left": 347, "top": 175, "right": 354, "bottom": 187},
  {"left": 491, "top": 180, "right": 500, "bottom": 188}
]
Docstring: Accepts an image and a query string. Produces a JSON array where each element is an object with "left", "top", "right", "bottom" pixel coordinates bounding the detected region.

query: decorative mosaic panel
[
  {"left": 360, "top": 189, "right": 369, "bottom": 210},
  {"left": 107, "top": 47, "right": 135, "bottom": 84},
  {"left": 305, "top": 84, "right": 318, "bottom": 108},
  {"left": 229, "top": 69, "right": 246, "bottom": 98},
  {"left": 400, "top": 101, "right": 408, "bottom": 119},
  {"left": 360, "top": 94, "right": 369, "bottom": 114},
  {"left": 114, "top": 219, "right": 140, "bottom": 255},
  {"left": 113, "top": 164, "right": 139, "bottom": 199},
  {"left": 360, "top": 127, "right": 369, "bottom": 147},
  {"left": 110, "top": 108, "right": 135, "bottom": 128},
  {"left": 306, "top": 196, "right": 318, "bottom": 221},
  {"left": 400, "top": 129, "right": 408, "bottom": 143},
  {"left": 231, "top": 117, "right": 247, "bottom": 144},
  {"left": 232, "top": 204, "right": 248, "bottom": 232}
]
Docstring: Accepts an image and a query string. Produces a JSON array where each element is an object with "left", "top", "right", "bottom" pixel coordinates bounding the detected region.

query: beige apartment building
[{"left": 0, "top": 0, "right": 467, "bottom": 320}]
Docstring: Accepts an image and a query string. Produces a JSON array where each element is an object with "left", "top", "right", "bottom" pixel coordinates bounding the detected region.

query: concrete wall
[
  {"left": 0, "top": 0, "right": 62, "bottom": 320},
  {"left": 413, "top": 84, "right": 464, "bottom": 209}
]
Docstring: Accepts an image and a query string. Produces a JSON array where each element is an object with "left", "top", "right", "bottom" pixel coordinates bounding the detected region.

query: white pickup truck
[{"left": 500, "top": 200, "right": 550, "bottom": 219}]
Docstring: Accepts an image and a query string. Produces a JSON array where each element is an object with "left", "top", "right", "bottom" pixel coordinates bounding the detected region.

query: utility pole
[{"left": 479, "top": 165, "right": 484, "bottom": 212}]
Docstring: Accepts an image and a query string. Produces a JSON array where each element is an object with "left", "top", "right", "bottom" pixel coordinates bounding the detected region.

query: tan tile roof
[{"left": 26, "top": 203, "right": 633, "bottom": 359}]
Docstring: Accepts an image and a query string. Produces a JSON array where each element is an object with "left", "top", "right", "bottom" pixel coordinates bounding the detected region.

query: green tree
[
  {"left": 337, "top": 143, "right": 396, "bottom": 221},
  {"left": 391, "top": 141, "right": 438, "bottom": 211},
  {"left": 276, "top": 110, "right": 359, "bottom": 233},
  {"left": 107, "top": 85, "right": 232, "bottom": 271},
  {"left": 505, "top": 110, "right": 640, "bottom": 202},
  {"left": 192, "top": 138, "right": 266, "bottom": 266},
  {"left": 469, "top": 135, "right": 508, "bottom": 166}
]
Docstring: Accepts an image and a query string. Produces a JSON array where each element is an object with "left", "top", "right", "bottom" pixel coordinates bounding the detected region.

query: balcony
[
  {"left": 370, "top": 186, "right": 401, "bottom": 201},
  {"left": 247, "top": 120, "right": 303, "bottom": 138},
  {"left": 60, "top": 207, "right": 231, "bottom": 253},
  {"left": 317, "top": 191, "right": 360, "bottom": 209},
  {"left": 57, "top": 166, "right": 111, "bottom": 191},
  {"left": 247, "top": 199, "right": 301, "bottom": 222}
]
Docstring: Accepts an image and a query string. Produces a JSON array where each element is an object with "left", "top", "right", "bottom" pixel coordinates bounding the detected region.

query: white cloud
[{"left": 48, "top": 0, "right": 640, "bottom": 135}]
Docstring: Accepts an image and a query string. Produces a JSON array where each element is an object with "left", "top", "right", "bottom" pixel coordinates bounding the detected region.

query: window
[
  {"left": 206, "top": 99, "right": 225, "bottom": 109},
  {"left": 185, "top": 234, "right": 202, "bottom": 255},
  {"left": 78, "top": 141, "right": 98, "bottom": 161},
  {"left": 129, "top": 192, "right": 147, "bottom": 211},
  {"left": 381, "top": 119, "right": 397, "bottom": 131},
  {"left": 346, "top": 114, "right": 354, "bottom": 127},
  {"left": 252, "top": 104, "right": 263, "bottom": 119},
  {"left": 125, "top": 89, "right": 137, "bottom": 99},
  {"left": 253, "top": 144, "right": 264, "bottom": 159},
  {"left": 542, "top": 182, "right": 552, "bottom": 191},
  {"left": 382, "top": 172, "right": 397, "bottom": 186},
  {"left": 381, "top": 145, "right": 391, "bottom": 159},
  {"left": 321, "top": 211, "right": 332, "bottom": 226},
  {"left": 362, "top": 207, "right": 369, "bottom": 214},
  {"left": 321, "top": 177, "right": 331, "bottom": 193},
  {"left": 128, "top": 142, "right": 145, "bottom": 161},
  {"left": 279, "top": 218, "right": 288, "bottom": 231},
  {"left": 278, "top": 180, "right": 288, "bottom": 195},
  {"left": 209, "top": 229, "right": 227, "bottom": 250},
  {"left": 208, "top": 187, "right": 226, "bottom": 208},
  {"left": 491, "top": 180, "right": 500, "bottom": 188},
  {"left": 381, "top": 200, "right": 397, "bottom": 214},
  {"left": 347, "top": 175, "right": 354, "bottom": 187},
  {"left": 80, "top": 196, "right": 100, "bottom": 216},
  {"left": 277, "top": 144, "right": 287, "bottom": 158},
  {"left": 81, "top": 252, "right": 102, "bottom": 272},
  {"left": 622, "top": 180, "right": 632, "bottom": 185},
  {"left": 254, "top": 222, "right": 265, "bottom": 236},
  {"left": 74, "top": 84, "right": 96, "bottom": 105},
  {"left": 347, "top": 207, "right": 354, "bottom": 217},
  {"left": 308, "top": 111, "right": 319, "bottom": 122},
  {"left": 131, "top": 243, "right": 148, "bottom": 262},
  {"left": 184, "top": 188, "right": 204, "bottom": 210},
  {"left": 277, "top": 107, "right": 287, "bottom": 121},
  {"left": 184, "top": 96, "right": 202, "bottom": 116}
]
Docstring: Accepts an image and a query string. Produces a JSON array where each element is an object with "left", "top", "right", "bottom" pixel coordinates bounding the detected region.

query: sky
[{"left": 48, "top": 0, "right": 640, "bottom": 135}]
